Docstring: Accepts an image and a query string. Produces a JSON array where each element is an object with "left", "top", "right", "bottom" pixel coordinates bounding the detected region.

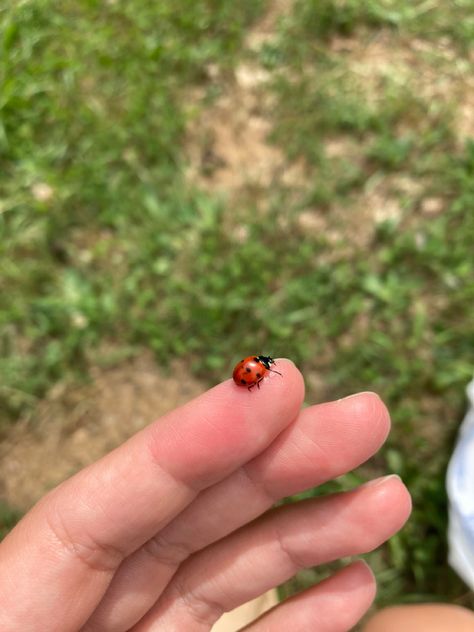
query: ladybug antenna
[
  {"left": 263, "top": 356, "right": 283, "bottom": 376},
  {"left": 256, "top": 355, "right": 283, "bottom": 376}
]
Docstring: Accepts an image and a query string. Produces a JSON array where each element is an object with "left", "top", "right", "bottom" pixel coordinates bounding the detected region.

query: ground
[
  {"left": 0, "top": 354, "right": 203, "bottom": 510},
  {"left": 1, "top": 0, "right": 474, "bottom": 611}
]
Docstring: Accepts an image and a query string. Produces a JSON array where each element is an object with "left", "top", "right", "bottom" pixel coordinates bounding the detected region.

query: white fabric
[{"left": 447, "top": 378, "right": 474, "bottom": 589}]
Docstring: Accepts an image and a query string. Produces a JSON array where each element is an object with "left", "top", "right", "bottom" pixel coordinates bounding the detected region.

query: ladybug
[{"left": 233, "top": 355, "right": 282, "bottom": 391}]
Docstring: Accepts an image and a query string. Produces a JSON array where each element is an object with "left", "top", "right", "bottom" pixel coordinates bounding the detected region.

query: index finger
[{"left": 0, "top": 359, "right": 304, "bottom": 632}]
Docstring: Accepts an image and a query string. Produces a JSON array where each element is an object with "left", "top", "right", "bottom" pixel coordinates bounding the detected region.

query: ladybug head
[{"left": 257, "top": 355, "right": 275, "bottom": 369}]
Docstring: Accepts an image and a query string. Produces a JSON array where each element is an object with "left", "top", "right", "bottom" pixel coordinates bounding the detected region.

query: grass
[{"left": 1, "top": 0, "right": 474, "bottom": 612}]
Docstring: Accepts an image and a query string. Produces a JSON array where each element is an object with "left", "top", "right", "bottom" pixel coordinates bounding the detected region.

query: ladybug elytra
[{"left": 232, "top": 355, "right": 282, "bottom": 391}]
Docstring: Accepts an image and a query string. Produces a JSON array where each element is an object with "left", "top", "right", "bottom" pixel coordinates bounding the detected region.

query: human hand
[{"left": 0, "top": 360, "right": 411, "bottom": 631}]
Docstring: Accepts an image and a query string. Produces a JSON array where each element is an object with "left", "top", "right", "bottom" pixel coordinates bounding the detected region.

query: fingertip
[
  {"left": 274, "top": 358, "right": 304, "bottom": 394},
  {"left": 147, "top": 357, "right": 305, "bottom": 488},
  {"left": 379, "top": 475, "right": 413, "bottom": 527},
  {"left": 356, "top": 474, "right": 413, "bottom": 545},
  {"left": 333, "top": 560, "right": 377, "bottom": 618},
  {"left": 274, "top": 357, "right": 295, "bottom": 365},
  {"left": 338, "top": 391, "right": 391, "bottom": 446},
  {"left": 309, "top": 560, "right": 377, "bottom": 630},
  {"left": 346, "top": 560, "right": 377, "bottom": 609},
  {"left": 367, "top": 474, "right": 412, "bottom": 519},
  {"left": 315, "top": 559, "right": 376, "bottom": 602},
  {"left": 348, "top": 559, "right": 376, "bottom": 588}
]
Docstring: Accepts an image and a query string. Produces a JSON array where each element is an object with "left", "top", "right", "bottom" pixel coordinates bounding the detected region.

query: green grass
[
  {"left": 266, "top": 0, "right": 474, "bottom": 607},
  {"left": 0, "top": 0, "right": 267, "bottom": 419},
  {"left": 1, "top": 0, "right": 474, "bottom": 612}
]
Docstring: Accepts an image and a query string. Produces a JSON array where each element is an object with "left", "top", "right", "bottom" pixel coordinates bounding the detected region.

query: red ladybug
[{"left": 232, "top": 355, "right": 282, "bottom": 391}]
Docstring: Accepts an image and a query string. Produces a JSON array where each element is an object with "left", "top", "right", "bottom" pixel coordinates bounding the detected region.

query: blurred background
[{"left": 1, "top": 0, "right": 474, "bottom": 614}]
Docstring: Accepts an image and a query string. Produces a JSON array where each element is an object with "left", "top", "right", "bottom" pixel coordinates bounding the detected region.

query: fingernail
[
  {"left": 359, "top": 474, "right": 401, "bottom": 489},
  {"left": 338, "top": 391, "right": 378, "bottom": 401}
]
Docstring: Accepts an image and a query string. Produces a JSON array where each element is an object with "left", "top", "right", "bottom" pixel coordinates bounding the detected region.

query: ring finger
[{"left": 132, "top": 474, "right": 411, "bottom": 631}]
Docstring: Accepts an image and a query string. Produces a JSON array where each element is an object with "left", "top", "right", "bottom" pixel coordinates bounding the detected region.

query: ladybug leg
[
  {"left": 248, "top": 379, "right": 263, "bottom": 392},
  {"left": 269, "top": 360, "right": 282, "bottom": 376}
]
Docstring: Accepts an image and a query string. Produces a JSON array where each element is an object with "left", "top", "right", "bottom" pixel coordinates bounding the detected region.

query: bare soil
[{"left": 0, "top": 353, "right": 203, "bottom": 511}]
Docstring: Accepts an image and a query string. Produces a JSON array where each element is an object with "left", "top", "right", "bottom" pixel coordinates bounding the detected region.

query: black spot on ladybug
[
  {"left": 256, "top": 372, "right": 261, "bottom": 378},
  {"left": 246, "top": 367, "right": 251, "bottom": 373},
  {"left": 253, "top": 357, "right": 259, "bottom": 362},
  {"left": 240, "top": 379, "right": 246, "bottom": 385}
]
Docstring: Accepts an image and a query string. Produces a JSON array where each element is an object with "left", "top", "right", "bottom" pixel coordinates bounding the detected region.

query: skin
[
  {"left": 363, "top": 604, "right": 474, "bottom": 632},
  {"left": 0, "top": 359, "right": 411, "bottom": 631}
]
